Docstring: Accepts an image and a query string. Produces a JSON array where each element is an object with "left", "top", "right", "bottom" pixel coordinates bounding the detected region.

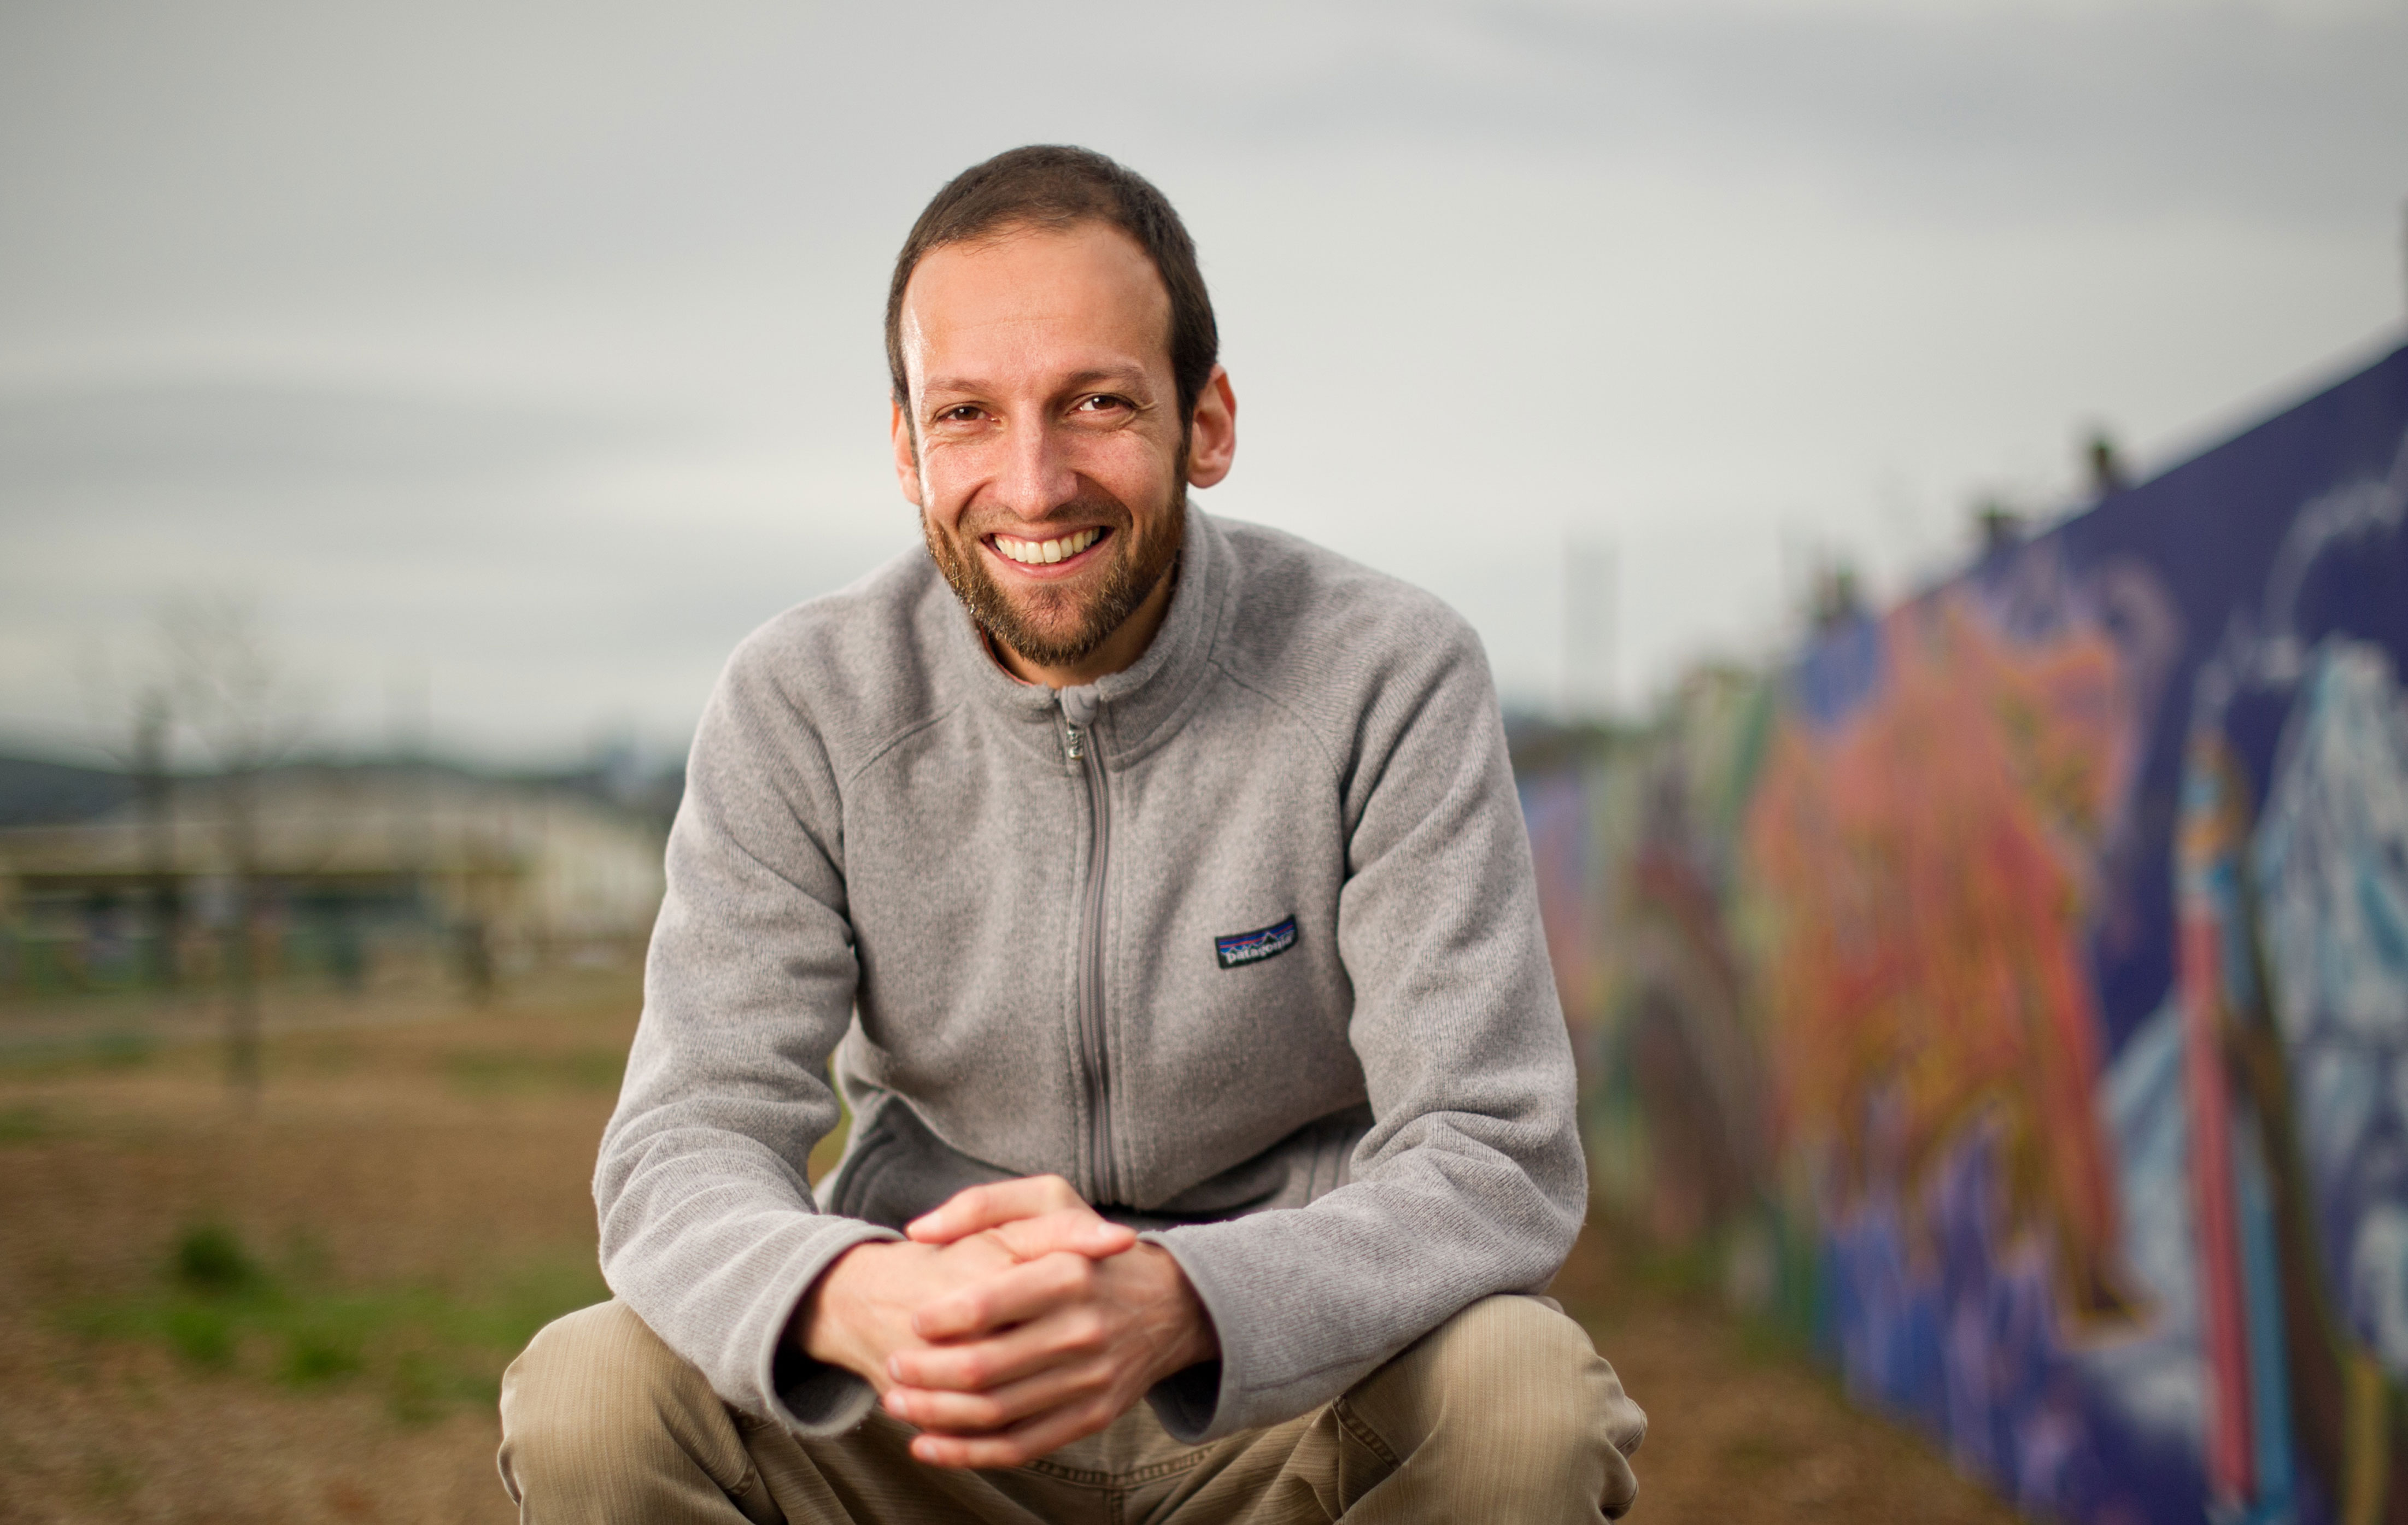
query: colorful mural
[{"left": 1519, "top": 338, "right": 2408, "bottom": 1524}]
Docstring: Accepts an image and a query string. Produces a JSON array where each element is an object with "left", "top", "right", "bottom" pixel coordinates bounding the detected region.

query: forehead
[{"left": 900, "top": 221, "right": 1172, "bottom": 390}]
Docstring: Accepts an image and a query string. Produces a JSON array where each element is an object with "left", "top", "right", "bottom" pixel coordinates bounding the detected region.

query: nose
[{"left": 993, "top": 413, "right": 1081, "bottom": 522}]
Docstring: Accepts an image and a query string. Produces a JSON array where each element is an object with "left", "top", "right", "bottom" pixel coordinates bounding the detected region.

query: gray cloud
[
  {"left": 0, "top": 0, "right": 2399, "bottom": 758},
  {"left": 1196, "top": 3, "right": 2404, "bottom": 226},
  {"left": 0, "top": 382, "right": 652, "bottom": 491},
  {"left": 0, "top": 377, "right": 911, "bottom": 759}
]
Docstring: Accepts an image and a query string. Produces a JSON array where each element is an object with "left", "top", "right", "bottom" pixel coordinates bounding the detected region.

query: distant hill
[
  {"left": 0, "top": 755, "right": 134, "bottom": 829},
  {"left": 0, "top": 750, "right": 683, "bottom": 835}
]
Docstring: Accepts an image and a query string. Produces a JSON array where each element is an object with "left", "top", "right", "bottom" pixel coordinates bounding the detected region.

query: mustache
[{"left": 954, "top": 490, "right": 1135, "bottom": 544}]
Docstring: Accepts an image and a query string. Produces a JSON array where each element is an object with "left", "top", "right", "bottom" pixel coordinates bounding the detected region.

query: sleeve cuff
[
  {"left": 1144, "top": 1358, "right": 1224, "bottom": 1444},
  {"left": 773, "top": 1353, "right": 884, "bottom": 1435},
  {"left": 754, "top": 1220, "right": 905, "bottom": 1436},
  {"left": 1137, "top": 1229, "right": 1249, "bottom": 1442}
]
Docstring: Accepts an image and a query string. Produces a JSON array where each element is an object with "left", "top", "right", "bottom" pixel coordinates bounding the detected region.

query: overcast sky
[{"left": 2, "top": 0, "right": 2402, "bottom": 767}]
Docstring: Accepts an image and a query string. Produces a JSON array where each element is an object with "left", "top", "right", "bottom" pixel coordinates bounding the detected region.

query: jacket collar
[{"left": 945, "top": 506, "right": 1232, "bottom": 766}]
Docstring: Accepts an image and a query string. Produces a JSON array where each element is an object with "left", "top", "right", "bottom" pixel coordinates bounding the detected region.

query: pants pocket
[{"left": 1326, "top": 1396, "right": 1399, "bottom": 1512}]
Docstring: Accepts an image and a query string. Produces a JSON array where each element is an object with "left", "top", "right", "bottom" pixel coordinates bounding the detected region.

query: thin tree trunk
[
  {"left": 223, "top": 769, "right": 261, "bottom": 1104},
  {"left": 135, "top": 690, "right": 179, "bottom": 999}
]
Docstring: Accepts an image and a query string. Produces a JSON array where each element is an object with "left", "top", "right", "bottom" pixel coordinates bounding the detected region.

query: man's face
[{"left": 893, "top": 221, "right": 1225, "bottom": 676}]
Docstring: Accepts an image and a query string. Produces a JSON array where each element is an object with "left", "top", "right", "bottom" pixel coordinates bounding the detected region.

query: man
[{"left": 498, "top": 144, "right": 1646, "bottom": 1523}]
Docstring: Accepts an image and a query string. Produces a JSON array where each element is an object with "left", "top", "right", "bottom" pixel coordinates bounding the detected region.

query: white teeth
[{"left": 994, "top": 528, "right": 1100, "bottom": 565}]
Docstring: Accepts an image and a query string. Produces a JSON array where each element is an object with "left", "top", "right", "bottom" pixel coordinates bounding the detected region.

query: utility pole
[
  {"left": 387, "top": 663, "right": 435, "bottom": 976},
  {"left": 163, "top": 596, "right": 308, "bottom": 1105},
  {"left": 133, "top": 686, "right": 178, "bottom": 996},
  {"left": 1562, "top": 535, "right": 1617, "bottom": 724}
]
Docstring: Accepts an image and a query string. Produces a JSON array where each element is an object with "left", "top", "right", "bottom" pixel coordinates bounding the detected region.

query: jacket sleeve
[
  {"left": 593, "top": 637, "right": 899, "bottom": 1435},
  {"left": 1141, "top": 614, "right": 1585, "bottom": 1442}
]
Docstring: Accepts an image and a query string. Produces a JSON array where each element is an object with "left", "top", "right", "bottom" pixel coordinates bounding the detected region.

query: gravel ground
[{"left": 0, "top": 975, "right": 2014, "bottom": 1523}]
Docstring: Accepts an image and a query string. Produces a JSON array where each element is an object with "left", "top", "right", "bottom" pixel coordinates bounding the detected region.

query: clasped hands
[{"left": 794, "top": 1175, "right": 1217, "bottom": 1469}]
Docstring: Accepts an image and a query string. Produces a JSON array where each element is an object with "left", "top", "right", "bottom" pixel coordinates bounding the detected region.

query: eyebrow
[{"left": 919, "top": 366, "right": 1153, "bottom": 400}]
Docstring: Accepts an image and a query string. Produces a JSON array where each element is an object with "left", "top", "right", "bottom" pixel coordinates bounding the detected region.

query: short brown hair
[{"left": 885, "top": 145, "right": 1219, "bottom": 427}]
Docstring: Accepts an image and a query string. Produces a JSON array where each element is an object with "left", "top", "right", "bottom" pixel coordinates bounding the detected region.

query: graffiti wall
[{"left": 1520, "top": 338, "right": 2408, "bottom": 1524}]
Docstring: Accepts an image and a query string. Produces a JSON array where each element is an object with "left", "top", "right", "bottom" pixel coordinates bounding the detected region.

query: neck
[{"left": 994, "top": 558, "right": 1179, "bottom": 690}]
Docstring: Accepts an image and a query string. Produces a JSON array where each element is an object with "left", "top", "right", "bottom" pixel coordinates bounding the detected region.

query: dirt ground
[{"left": 0, "top": 975, "right": 2017, "bottom": 1523}]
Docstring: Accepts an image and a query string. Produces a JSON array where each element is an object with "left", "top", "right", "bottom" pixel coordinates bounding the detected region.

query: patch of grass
[
  {"left": 160, "top": 1303, "right": 237, "bottom": 1367},
  {"left": 281, "top": 1325, "right": 365, "bottom": 1386},
  {"left": 62, "top": 1221, "right": 609, "bottom": 1422},
  {"left": 1627, "top": 1239, "right": 1722, "bottom": 1301},
  {"left": 0, "top": 1102, "right": 50, "bottom": 1142},
  {"left": 90, "top": 1029, "right": 157, "bottom": 1068},
  {"left": 0, "top": 1027, "right": 161, "bottom": 1077},
  {"left": 442, "top": 1048, "right": 625, "bottom": 1095},
  {"left": 277, "top": 1031, "right": 365, "bottom": 1076},
  {"left": 84, "top": 1453, "right": 140, "bottom": 1502},
  {"left": 176, "top": 1222, "right": 265, "bottom": 1294},
  {"left": 808, "top": 1096, "right": 853, "bottom": 1186},
  {"left": 1733, "top": 1308, "right": 1812, "bottom": 1367},
  {"left": 1718, "top": 1431, "right": 1804, "bottom": 1476}
]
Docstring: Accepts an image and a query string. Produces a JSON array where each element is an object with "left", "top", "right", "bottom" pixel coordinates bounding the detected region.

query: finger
[
  {"left": 910, "top": 1251, "right": 1096, "bottom": 1345},
  {"left": 882, "top": 1354, "right": 1108, "bottom": 1435},
  {"left": 908, "top": 1393, "right": 1121, "bottom": 1470},
  {"left": 906, "top": 1175, "right": 1086, "bottom": 1244},
  {"left": 896, "top": 1298, "right": 1113, "bottom": 1391},
  {"left": 985, "top": 1209, "right": 1135, "bottom": 1264}
]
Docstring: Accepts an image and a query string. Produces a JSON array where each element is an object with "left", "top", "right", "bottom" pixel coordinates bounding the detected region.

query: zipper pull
[{"left": 1059, "top": 686, "right": 1099, "bottom": 762}]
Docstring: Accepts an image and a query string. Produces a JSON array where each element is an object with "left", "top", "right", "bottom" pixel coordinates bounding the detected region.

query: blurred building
[{"left": 0, "top": 756, "right": 670, "bottom": 996}]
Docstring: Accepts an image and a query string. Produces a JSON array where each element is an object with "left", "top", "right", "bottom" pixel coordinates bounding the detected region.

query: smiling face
[{"left": 892, "top": 219, "right": 1234, "bottom": 687}]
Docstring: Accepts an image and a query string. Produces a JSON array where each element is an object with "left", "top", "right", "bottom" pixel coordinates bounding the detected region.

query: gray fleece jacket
[{"left": 596, "top": 508, "right": 1583, "bottom": 1445}]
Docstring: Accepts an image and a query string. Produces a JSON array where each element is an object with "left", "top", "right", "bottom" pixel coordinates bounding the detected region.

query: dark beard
[{"left": 924, "top": 488, "right": 1186, "bottom": 671}]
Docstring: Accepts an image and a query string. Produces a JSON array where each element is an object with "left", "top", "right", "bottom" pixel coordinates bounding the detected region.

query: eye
[
  {"left": 935, "top": 403, "right": 985, "bottom": 424},
  {"left": 1073, "top": 394, "right": 1130, "bottom": 414}
]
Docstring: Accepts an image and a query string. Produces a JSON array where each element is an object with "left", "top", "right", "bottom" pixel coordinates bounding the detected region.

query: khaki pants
[{"left": 498, "top": 1295, "right": 1645, "bottom": 1523}]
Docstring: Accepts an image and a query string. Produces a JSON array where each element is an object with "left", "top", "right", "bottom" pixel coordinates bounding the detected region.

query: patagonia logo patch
[{"left": 1214, "top": 917, "right": 1298, "bottom": 970}]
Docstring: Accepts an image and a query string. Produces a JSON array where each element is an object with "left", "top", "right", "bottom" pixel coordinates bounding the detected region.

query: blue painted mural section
[{"left": 1518, "top": 336, "right": 2408, "bottom": 1524}]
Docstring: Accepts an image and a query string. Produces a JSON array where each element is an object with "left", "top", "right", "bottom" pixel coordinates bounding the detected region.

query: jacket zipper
[{"left": 1062, "top": 701, "right": 1119, "bottom": 1204}]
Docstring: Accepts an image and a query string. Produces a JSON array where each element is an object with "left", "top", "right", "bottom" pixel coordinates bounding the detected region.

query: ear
[
  {"left": 890, "top": 398, "right": 923, "bottom": 507},
  {"left": 1185, "top": 367, "right": 1237, "bottom": 490}
]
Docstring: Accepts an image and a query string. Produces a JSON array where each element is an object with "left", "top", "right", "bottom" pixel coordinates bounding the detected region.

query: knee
[
  {"left": 498, "top": 1300, "right": 720, "bottom": 1501},
  {"left": 1434, "top": 1295, "right": 1644, "bottom": 1447},
  {"left": 1360, "top": 1294, "right": 1648, "bottom": 1515}
]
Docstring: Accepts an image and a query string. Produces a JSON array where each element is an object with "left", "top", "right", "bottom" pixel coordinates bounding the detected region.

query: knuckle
[
  {"left": 1051, "top": 1253, "right": 1094, "bottom": 1292},
  {"left": 956, "top": 1395, "right": 1004, "bottom": 1429}
]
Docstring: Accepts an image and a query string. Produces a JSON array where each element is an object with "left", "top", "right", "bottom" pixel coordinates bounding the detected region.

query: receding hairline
[
  {"left": 899, "top": 217, "right": 1171, "bottom": 309},
  {"left": 893, "top": 219, "right": 1179, "bottom": 403},
  {"left": 884, "top": 145, "right": 1217, "bottom": 427}
]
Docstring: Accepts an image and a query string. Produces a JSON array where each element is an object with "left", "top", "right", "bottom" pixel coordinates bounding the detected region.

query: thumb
[{"left": 989, "top": 1208, "right": 1138, "bottom": 1263}]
